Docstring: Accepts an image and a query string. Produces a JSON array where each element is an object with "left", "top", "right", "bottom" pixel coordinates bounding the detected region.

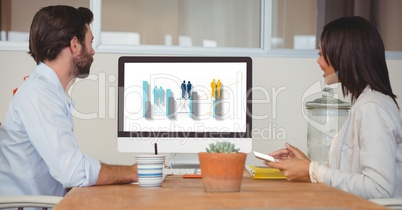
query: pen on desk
[{"left": 154, "top": 143, "right": 158, "bottom": 155}]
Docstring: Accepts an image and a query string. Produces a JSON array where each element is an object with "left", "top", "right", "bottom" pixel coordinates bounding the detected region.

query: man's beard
[{"left": 72, "top": 46, "right": 94, "bottom": 79}]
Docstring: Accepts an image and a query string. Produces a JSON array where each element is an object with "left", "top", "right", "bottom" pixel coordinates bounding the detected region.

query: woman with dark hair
[{"left": 265, "top": 16, "right": 402, "bottom": 199}]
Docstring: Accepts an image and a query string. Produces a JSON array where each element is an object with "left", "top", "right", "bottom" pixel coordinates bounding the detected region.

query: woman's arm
[{"left": 265, "top": 143, "right": 311, "bottom": 182}]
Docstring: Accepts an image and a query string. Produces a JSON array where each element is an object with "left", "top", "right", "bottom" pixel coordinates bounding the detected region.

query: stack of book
[{"left": 246, "top": 165, "right": 286, "bottom": 180}]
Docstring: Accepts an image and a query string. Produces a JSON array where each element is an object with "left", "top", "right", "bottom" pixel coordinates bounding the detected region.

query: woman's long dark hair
[{"left": 320, "top": 16, "right": 399, "bottom": 108}]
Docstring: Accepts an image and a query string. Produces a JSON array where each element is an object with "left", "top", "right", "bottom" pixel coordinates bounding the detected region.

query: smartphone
[{"left": 253, "top": 151, "right": 275, "bottom": 162}]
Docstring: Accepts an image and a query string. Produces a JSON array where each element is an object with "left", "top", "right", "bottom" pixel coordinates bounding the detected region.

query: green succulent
[{"left": 206, "top": 141, "right": 240, "bottom": 153}]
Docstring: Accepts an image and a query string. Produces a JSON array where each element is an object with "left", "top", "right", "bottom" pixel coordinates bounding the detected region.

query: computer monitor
[{"left": 117, "top": 56, "right": 252, "bottom": 157}]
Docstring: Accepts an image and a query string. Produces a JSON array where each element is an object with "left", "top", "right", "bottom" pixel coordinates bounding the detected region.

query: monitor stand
[{"left": 167, "top": 153, "right": 200, "bottom": 169}]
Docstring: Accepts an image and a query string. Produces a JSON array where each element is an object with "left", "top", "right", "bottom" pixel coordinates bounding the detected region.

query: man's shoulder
[
  {"left": 17, "top": 74, "right": 53, "bottom": 96},
  {"left": 12, "top": 69, "right": 64, "bottom": 108}
]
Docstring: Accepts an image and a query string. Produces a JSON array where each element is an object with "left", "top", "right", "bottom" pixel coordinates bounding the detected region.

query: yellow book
[{"left": 246, "top": 165, "right": 286, "bottom": 180}]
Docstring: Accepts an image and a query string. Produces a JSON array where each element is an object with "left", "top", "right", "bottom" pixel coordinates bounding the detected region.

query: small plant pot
[{"left": 198, "top": 152, "right": 247, "bottom": 192}]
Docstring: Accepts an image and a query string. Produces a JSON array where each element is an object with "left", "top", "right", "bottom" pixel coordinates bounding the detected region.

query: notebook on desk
[{"left": 246, "top": 165, "right": 286, "bottom": 180}]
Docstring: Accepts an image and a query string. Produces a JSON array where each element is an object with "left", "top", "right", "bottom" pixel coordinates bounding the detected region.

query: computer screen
[{"left": 118, "top": 56, "right": 252, "bottom": 154}]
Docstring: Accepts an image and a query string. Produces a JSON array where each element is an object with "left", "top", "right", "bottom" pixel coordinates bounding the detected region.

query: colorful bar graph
[
  {"left": 166, "top": 89, "right": 171, "bottom": 117},
  {"left": 189, "top": 94, "right": 193, "bottom": 118},
  {"left": 143, "top": 81, "right": 148, "bottom": 117},
  {"left": 213, "top": 99, "right": 216, "bottom": 118}
]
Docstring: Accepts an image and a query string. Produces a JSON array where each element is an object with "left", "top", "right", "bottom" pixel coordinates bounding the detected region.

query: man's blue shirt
[{"left": 0, "top": 63, "right": 100, "bottom": 196}]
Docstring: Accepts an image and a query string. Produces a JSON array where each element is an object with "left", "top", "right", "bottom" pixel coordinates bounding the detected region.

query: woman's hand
[{"left": 265, "top": 142, "right": 311, "bottom": 182}]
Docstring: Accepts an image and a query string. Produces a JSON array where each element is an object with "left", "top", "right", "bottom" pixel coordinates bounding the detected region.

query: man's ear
[{"left": 70, "top": 36, "right": 82, "bottom": 55}]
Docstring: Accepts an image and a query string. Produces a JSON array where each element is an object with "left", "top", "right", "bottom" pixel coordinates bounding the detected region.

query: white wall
[{"left": 1, "top": 51, "right": 401, "bottom": 166}]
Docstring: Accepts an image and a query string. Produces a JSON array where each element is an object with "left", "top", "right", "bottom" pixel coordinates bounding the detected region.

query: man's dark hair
[
  {"left": 28, "top": 5, "right": 93, "bottom": 64},
  {"left": 320, "top": 16, "right": 398, "bottom": 108}
]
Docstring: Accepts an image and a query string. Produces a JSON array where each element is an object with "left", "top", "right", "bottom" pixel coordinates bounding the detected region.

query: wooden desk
[{"left": 54, "top": 175, "right": 387, "bottom": 210}]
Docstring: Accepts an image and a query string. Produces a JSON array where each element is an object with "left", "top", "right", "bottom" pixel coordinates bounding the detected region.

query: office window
[
  {"left": 100, "top": 0, "right": 261, "bottom": 48},
  {"left": 271, "top": 0, "right": 317, "bottom": 49},
  {"left": 1, "top": 0, "right": 401, "bottom": 54},
  {"left": 0, "top": 0, "right": 89, "bottom": 42},
  {"left": 273, "top": 0, "right": 402, "bottom": 51}
]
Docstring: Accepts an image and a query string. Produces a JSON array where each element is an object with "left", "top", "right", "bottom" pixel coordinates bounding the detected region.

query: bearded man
[{"left": 0, "top": 5, "right": 138, "bottom": 197}]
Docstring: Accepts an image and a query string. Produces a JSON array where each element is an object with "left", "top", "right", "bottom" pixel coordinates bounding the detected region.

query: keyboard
[{"left": 163, "top": 168, "right": 201, "bottom": 175}]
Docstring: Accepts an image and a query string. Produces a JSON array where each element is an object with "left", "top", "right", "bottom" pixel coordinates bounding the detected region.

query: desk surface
[{"left": 54, "top": 175, "right": 386, "bottom": 210}]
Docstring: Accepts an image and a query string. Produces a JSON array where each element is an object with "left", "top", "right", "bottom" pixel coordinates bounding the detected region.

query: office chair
[
  {"left": 370, "top": 198, "right": 402, "bottom": 210},
  {"left": 0, "top": 195, "right": 63, "bottom": 210}
]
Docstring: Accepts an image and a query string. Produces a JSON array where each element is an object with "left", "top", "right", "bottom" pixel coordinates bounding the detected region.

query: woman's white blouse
[{"left": 309, "top": 87, "right": 402, "bottom": 199}]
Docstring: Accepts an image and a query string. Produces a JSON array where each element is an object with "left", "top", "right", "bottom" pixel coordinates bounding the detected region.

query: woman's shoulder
[
  {"left": 353, "top": 87, "right": 400, "bottom": 120},
  {"left": 355, "top": 87, "right": 395, "bottom": 107}
]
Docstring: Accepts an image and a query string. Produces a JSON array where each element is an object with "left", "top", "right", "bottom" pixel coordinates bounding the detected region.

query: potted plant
[{"left": 198, "top": 141, "right": 247, "bottom": 192}]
